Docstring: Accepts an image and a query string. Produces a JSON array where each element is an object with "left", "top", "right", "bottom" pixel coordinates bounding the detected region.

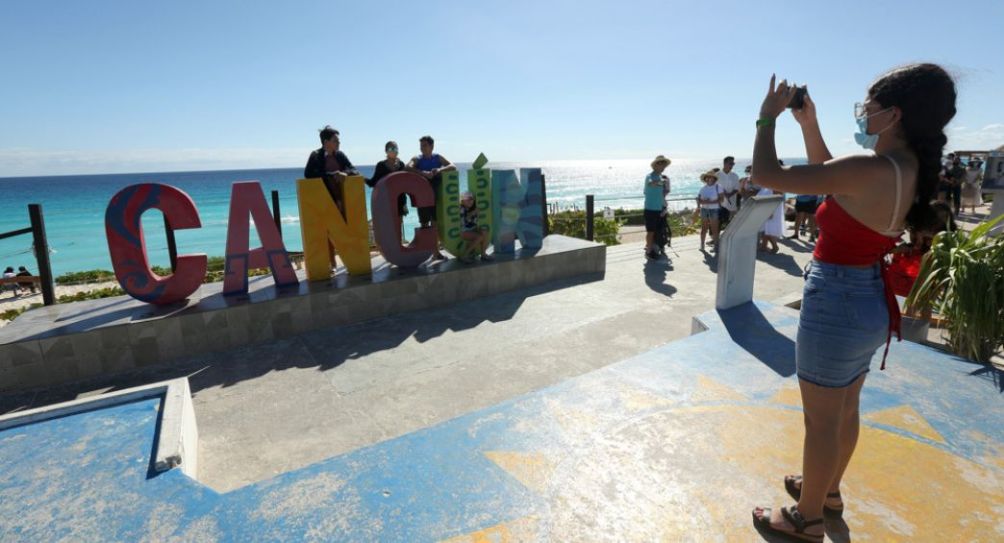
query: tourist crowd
[{"left": 305, "top": 128, "right": 493, "bottom": 265}]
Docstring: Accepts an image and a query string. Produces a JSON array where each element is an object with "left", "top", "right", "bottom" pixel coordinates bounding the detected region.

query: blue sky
[{"left": 1, "top": 0, "right": 1001, "bottom": 176}]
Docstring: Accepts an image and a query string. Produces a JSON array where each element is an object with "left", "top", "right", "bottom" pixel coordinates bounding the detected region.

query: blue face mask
[{"left": 854, "top": 107, "right": 894, "bottom": 150}]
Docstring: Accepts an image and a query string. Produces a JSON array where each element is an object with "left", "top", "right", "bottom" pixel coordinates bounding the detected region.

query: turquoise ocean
[{"left": 0, "top": 157, "right": 778, "bottom": 277}]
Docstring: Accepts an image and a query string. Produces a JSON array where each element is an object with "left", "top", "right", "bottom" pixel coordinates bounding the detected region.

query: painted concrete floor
[
  {"left": 1, "top": 300, "right": 1001, "bottom": 542},
  {"left": 1, "top": 234, "right": 818, "bottom": 492}
]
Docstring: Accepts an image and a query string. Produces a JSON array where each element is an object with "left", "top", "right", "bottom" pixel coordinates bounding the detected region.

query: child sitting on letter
[{"left": 460, "top": 191, "right": 492, "bottom": 263}]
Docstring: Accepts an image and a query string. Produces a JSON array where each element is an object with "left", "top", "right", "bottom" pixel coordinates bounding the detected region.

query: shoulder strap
[{"left": 884, "top": 154, "right": 904, "bottom": 232}]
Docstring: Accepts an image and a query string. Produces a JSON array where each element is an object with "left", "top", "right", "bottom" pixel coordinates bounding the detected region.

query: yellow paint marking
[
  {"left": 863, "top": 405, "right": 946, "bottom": 444},
  {"left": 484, "top": 451, "right": 554, "bottom": 493},
  {"left": 768, "top": 382, "right": 802, "bottom": 407},
  {"left": 692, "top": 375, "right": 748, "bottom": 403},
  {"left": 616, "top": 384, "right": 675, "bottom": 412},
  {"left": 439, "top": 516, "right": 538, "bottom": 542}
]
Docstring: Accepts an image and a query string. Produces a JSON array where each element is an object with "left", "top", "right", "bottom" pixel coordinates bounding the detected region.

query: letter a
[{"left": 223, "top": 181, "right": 298, "bottom": 295}]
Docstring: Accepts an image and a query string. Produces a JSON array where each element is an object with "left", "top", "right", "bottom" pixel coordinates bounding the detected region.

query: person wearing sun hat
[
  {"left": 644, "top": 155, "right": 672, "bottom": 258},
  {"left": 697, "top": 169, "right": 724, "bottom": 250}
]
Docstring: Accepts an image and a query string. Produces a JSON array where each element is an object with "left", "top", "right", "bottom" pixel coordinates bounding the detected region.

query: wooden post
[
  {"left": 585, "top": 194, "right": 595, "bottom": 241},
  {"left": 164, "top": 215, "right": 178, "bottom": 272},
  {"left": 271, "top": 190, "right": 282, "bottom": 240},
  {"left": 28, "top": 204, "right": 55, "bottom": 306}
]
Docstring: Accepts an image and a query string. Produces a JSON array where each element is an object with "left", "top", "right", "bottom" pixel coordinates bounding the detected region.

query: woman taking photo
[{"left": 750, "top": 64, "right": 956, "bottom": 541}]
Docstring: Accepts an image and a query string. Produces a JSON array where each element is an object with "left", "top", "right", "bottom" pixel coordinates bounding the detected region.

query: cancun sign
[{"left": 104, "top": 159, "right": 544, "bottom": 305}]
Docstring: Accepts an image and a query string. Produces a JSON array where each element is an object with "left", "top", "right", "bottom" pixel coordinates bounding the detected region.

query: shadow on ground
[
  {"left": 757, "top": 249, "right": 804, "bottom": 277},
  {"left": 718, "top": 302, "right": 796, "bottom": 377},
  {"left": 0, "top": 274, "right": 601, "bottom": 414},
  {"left": 643, "top": 258, "right": 677, "bottom": 298}
]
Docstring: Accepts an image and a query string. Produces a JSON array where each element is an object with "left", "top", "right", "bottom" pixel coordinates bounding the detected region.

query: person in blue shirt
[
  {"left": 407, "top": 135, "right": 456, "bottom": 261},
  {"left": 644, "top": 155, "right": 671, "bottom": 259}
]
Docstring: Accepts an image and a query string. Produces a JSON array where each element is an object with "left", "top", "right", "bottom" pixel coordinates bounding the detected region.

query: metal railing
[{"left": 0, "top": 204, "right": 56, "bottom": 305}]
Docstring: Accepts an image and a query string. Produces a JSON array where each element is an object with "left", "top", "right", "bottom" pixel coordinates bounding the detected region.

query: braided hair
[{"left": 868, "top": 64, "right": 957, "bottom": 231}]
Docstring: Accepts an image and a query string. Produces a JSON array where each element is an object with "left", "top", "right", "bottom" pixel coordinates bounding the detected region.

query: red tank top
[{"left": 812, "top": 158, "right": 906, "bottom": 370}]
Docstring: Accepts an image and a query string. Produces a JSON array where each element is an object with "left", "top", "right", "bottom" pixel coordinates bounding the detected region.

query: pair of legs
[
  {"left": 790, "top": 211, "right": 817, "bottom": 240},
  {"left": 460, "top": 229, "right": 490, "bottom": 260},
  {"left": 699, "top": 212, "right": 720, "bottom": 249},
  {"left": 418, "top": 206, "right": 447, "bottom": 260},
  {"left": 759, "top": 233, "right": 779, "bottom": 253},
  {"left": 938, "top": 186, "right": 961, "bottom": 216},
  {"left": 754, "top": 373, "right": 866, "bottom": 537},
  {"left": 644, "top": 210, "right": 663, "bottom": 256}
]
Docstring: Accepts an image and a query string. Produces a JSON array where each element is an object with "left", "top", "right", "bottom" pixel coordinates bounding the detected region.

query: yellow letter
[{"left": 296, "top": 176, "right": 372, "bottom": 280}]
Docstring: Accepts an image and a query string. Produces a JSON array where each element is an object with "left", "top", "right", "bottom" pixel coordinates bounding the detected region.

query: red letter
[
  {"left": 105, "top": 184, "right": 207, "bottom": 305},
  {"left": 223, "top": 182, "right": 299, "bottom": 295},
  {"left": 371, "top": 172, "right": 437, "bottom": 267}
]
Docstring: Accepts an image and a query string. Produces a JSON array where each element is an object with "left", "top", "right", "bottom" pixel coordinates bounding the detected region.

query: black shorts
[
  {"left": 795, "top": 200, "right": 817, "bottom": 214},
  {"left": 644, "top": 210, "right": 663, "bottom": 232},
  {"left": 718, "top": 207, "right": 731, "bottom": 224},
  {"left": 418, "top": 176, "right": 442, "bottom": 224}
]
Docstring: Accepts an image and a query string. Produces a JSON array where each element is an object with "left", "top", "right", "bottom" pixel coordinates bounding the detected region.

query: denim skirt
[{"left": 796, "top": 260, "right": 889, "bottom": 388}]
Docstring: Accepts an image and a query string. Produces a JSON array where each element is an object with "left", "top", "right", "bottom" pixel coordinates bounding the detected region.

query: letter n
[
  {"left": 296, "top": 175, "right": 372, "bottom": 280},
  {"left": 491, "top": 168, "right": 544, "bottom": 254}
]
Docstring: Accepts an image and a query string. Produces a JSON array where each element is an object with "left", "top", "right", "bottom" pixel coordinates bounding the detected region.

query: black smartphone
[{"left": 789, "top": 86, "right": 808, "bottom": 109}]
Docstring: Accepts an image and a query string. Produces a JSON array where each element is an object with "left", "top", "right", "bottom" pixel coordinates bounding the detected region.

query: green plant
[
  {"left": 55, "top": 269, "right": 116, "bottom": 285},
  {"left": 906, "top": 215, "right": 1004, "bottom": 362},
  {"left": 0, "top": 303, "right": 42, "bottom": 322},
  {"left": 57, "top": 287, "right": 127, "bottom": 303},
  {"left": 547, "top": 211, "right": 622, "bottom": 245}
]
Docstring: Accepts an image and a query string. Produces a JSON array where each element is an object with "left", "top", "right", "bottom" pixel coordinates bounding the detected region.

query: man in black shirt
[
  {"left": 939, "top": 154, "right": 966, "bottom": 217},
  {"left": 304, "top": 125, "right": 359, "bottom": 214}
]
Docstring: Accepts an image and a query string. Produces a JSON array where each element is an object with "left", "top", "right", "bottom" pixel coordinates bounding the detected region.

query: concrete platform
[
  {"left": 0, "top": 235, "right": 604, "bottom": 392},
  {"left": 1, "top": 299, "right": 1001, "bottom": 541}
]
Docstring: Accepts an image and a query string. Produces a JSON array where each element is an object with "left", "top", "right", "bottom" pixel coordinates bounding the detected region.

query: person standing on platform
[
  {"left": 716, "top": 156, "right": 741, "bottom": 226},
  {"left": 644, "top": 155, "right": 672, "bottom": 259},
  {"left": 758, "top": 185, "right": 784, "bottom": 253},
  {"left": 366, "top": 141, "right": 410, "bottom": 239},
  {"left": 940, "top": 154, "right": 966, "bottom": 217},
  {"left": 750, "top": 65, "right": 956, "bottom": 541},
  {"left": 697, "top": 170, "right": 723, "bottom": 251},
  {"left": 790, "top": 194, "right": 820, "bottom": 242},
  {"left": 407, "top": 135, "right": 456, "bottom": 261},
  {"left": 740, "top": 164, "right": 758, "bottom": 204},
  {"left": 961, "top": 158, "right": 983, "bottom": 214},
  {"left": 304, "top": 125, "right": 359, "bottom": 215}
]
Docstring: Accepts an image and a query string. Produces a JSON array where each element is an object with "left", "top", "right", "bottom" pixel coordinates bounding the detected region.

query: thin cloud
[
  {"left": 0, "top": 147, "right": 306, "bottom": 177},
  {"left": 947, "top": 123, "right": 1004, "bottom": 151}
]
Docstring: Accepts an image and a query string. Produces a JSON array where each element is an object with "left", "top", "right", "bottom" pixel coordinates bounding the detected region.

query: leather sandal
[
  {"left": 785, "top": 475, "right": 844, "bottom": 516},
  {"left": 752, "top": 504, "right": 824, "bottom": 543}
]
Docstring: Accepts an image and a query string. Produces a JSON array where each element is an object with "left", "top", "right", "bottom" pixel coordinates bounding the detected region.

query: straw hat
[
  {"left": 651, "top": 155, "right": 672, "bottom": 168},
  {"left": 700, "top": 170, "right": 718, "bottom": 182}
]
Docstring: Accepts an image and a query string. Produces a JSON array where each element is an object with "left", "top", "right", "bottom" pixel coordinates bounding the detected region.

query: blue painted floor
[{"left": 1, "top": 301, "right": 1002, "bottom": 541}]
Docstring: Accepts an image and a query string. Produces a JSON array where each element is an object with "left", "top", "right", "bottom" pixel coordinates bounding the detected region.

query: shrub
[
  {"left": 55, "top": 269, "right": 115, "bottom": 285},
  {"left": 57, "top": 287, "right": 126, "bottom": 303},
  {"left": 548, "top": 211, "right": 622, "bottom": 246}
]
